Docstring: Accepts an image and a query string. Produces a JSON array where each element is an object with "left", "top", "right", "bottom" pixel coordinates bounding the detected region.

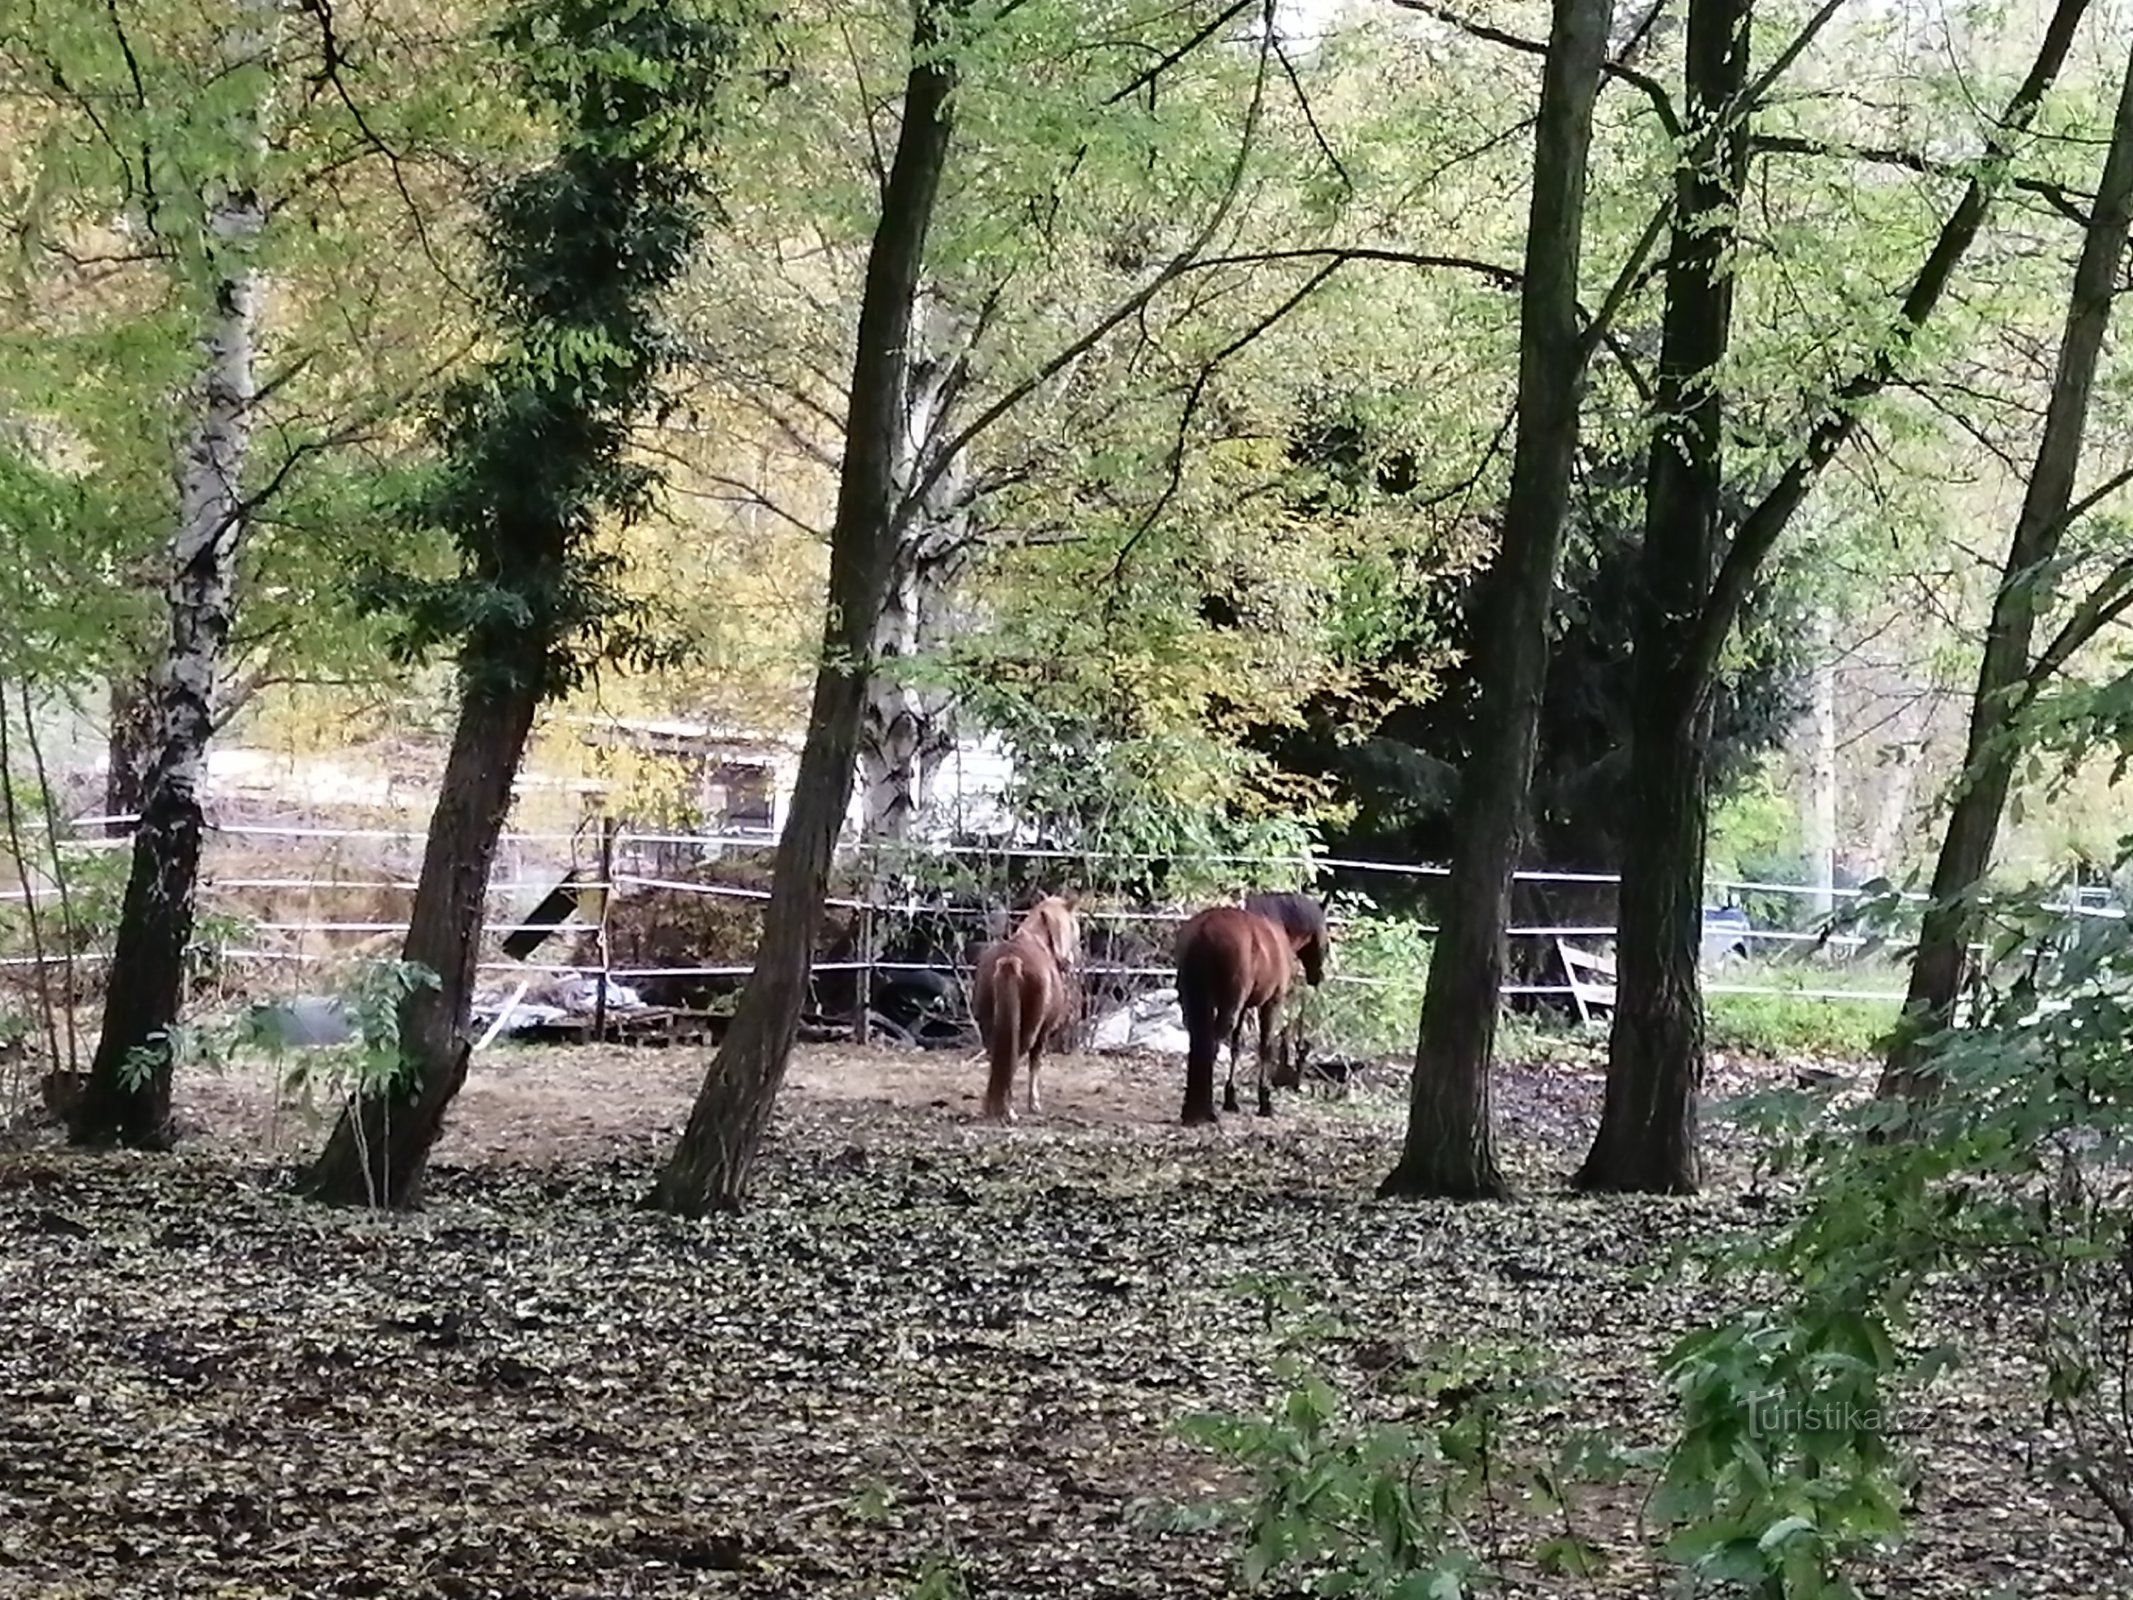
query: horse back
[
  {"left": 1177, "top": 905, "right": 1293, "bottom": 1008},
  {"left": 974, "top": 928, "right": 1070, "bottom": 1045}
]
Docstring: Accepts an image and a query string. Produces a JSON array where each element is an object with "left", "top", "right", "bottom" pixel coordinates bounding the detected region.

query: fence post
[{"left": 592, "top": 814, "right": 619, "bottom": 1043}]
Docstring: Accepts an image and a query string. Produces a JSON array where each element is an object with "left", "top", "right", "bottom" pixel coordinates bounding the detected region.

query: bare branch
[
  {"left": 666, "top": 469, "right": 829, "bottom": 542},
  {"left": 1689, "top": 0, "right": 2096, "bottom": 699},
  {"left": 1185, "top": 245, "right": 1521, "bottom": 286},
  {"left": 1273, "top": 32, "right": 1353, "bottom": 197},
  {"left": 1106, "top": 258, "right": 1345, "bottom": 589},
  {"left": 1105, "top": 0, "right": 1260, "bottom": 104},
  {"left": 1387, "top": 0, "right": 1681, "bottom": 139},
  {"left": 1754, "top": 132, "right": 2094, "bottom": 227}
]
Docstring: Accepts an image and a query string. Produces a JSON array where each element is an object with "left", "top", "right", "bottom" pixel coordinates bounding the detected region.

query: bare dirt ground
[{"left": 0, "top": 1044, "right": 2123, "bottom": 1599}]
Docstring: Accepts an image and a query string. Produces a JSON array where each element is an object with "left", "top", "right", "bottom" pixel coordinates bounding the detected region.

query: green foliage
[
  {"left": 1659, "top": 872, "right": 2133, "bottom": 1591},
  {"left": 354, "top": 0, "right": 763, "bottom": 699},
  {"left": 1309, "top": 894, "right": 1429, "bottom": 1061},
  {"left": 1653, "top": 1307, "right": 1912, "bottom": 1598},
  {"left": 1705, "top": 984, "right": 1902, "bottom": 1062},
  {"left": 0, "top": 0, "right": 522, "bottom": 708},
  {"left": 905, "top": 1553, "right": 969, "bottom": 1600},
  {"left": 1177, "top": 1281, "right": 1609, "bottom": 1598},
  {"left": 241, "top": 959, "right": 442, "bottom": 1108},
  {"left": 1707, "top": 761, "right": 1804, "bottom": 884}
]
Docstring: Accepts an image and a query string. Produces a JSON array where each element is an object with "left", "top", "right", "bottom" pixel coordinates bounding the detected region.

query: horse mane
[
  {"left": 1018, "top": 893, "right": 1080, "bottom": 971},
  {"left": 1243, "top": 890, "right": 1329, "bottom": 982},
  {"left": 1243, "top": 890, "right": 1327, "bottom": 943}
]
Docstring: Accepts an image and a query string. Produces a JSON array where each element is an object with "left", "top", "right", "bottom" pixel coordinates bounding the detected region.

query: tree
[
  {"left": 1572, "top": 0, "right": 1750, "bottom": 1195},
  {"left": 1577, "top": 0, "right": 2095, "bottom": 1191},
  {"left": 1881, "top": 32, "right": 2133, "bottom": 1103},
  {"left": 647, "top": 0, "right": 968, "bottom": 1217},
  {"left": 1375, "top": 0, "right": 1615, "bottom": 1201},
  {"left": 69, "top": 0, "right": 278, "bottom": 1148},
  {"left": 648, "top": 0, "right": 1305, "bottom": 1214},
  {"left": 1252, "top": 443, "right": 1812, "bottom": 944},
  {"left": 301, "top": 0, "right": 747, "bottom": 1206},
  {"left": 0, "top": 0, "right": 506, "bottom": 1136},
  {"left": 857, "top": 297, "right": 978, "bottom": 844}
]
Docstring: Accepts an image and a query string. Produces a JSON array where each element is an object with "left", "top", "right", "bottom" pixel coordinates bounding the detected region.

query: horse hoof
[
  {"left": 1257, "top": 1090, "right": 1274, "bottom": 1118},
  {"left": 1182, "top": 1106, "right": 1220, "bottom": 1128},
  {"left": 1222, "top": 1086, "right": 1240, "bottom": 1113}
]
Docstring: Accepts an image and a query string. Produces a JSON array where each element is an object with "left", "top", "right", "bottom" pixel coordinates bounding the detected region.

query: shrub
[{"left": 1310, "top": 895, "right": 1429, "bottom": 1061}]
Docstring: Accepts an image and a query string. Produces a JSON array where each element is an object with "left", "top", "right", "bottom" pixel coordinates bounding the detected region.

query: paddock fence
[{"left": 1, "top": 813, "right": 2111, "bottom": 1050}]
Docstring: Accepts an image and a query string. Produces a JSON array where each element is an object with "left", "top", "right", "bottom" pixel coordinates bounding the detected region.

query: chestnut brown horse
[
  {"left": 1176, "top": 892, "right": 1331, "bottom": 1125},
  {"left": 971, "top": 894, "right": 1080, "bottom": 1124}
]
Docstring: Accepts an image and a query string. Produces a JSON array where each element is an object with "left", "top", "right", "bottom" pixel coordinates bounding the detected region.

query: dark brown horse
[
  {"left": 1175, "top": 893, "right": 1331, "bottom": 1125},
  {"left": 971, "top": 894, "right": 1080, "bottom": 1124},
  {"left": 1244, "top": 890, "right": 1331, "bottom": 1087}
]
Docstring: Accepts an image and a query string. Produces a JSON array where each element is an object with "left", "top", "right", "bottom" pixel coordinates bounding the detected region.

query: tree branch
[
  {"left": 902, "top": 0, "right": 1283, "bottom": 522},
  {"left": 2021, "top": 464, "right": 2133, "bottom": 692},
  {"left": 1183, "top": 245, "right": 1520, "bottom": 286},
  {"left": 1273, "top": 31, "right": 1352, "bottom": 197},
  {"left": 1105, "top": 258, "right": 1346, "bottom": 590},
  {"left": 1573, "top": 0, "right": 1848, "bottom": 369},
  {"left": 1105, "top": 0, "right": 1261, "bottom": 104},
  {"left": 1687, "top": 0, "right": 2095, "bottom": 701},
  {"left": 1387, "top": 0, "right": 1681, "bottom": 139},
  {"left": 1754, "top": 132, "right": 2094, "bottom": 227}
]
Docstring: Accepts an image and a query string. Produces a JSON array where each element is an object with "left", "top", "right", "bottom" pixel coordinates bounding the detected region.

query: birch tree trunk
[
  {"left": 1882, "top": 35, "right": 2133, "bottom": 1102},
  {"left": 1863, "top": 730, "right": 1921, "bottom": 880},
  {"left": 859, "top": 303, "right": 974, "bottom": 844},
  {"left": 1377, "top": 0, "right": 1614, "bottom": 1201},
  {"left": 1805, "top": 610, "right": 1838, "bottom": 920},
  {"left": 858, "top": 538, "right": 967, "bottom": 842},
  {"left": 69, "top": 1, "right": 274, "bottom": 1149}
]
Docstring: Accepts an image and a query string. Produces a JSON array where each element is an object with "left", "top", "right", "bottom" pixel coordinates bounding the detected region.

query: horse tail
[
  {"left": 984, "top": 952, "right": 1025, "bottom": 1116},
  {"left": 1176, "top": 930, "right": 1242, "bottom": 1122}
]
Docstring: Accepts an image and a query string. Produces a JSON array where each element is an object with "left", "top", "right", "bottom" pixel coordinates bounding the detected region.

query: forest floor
[{"left": 0, "top": 1042, "right": 2122, "bottom": 1599}]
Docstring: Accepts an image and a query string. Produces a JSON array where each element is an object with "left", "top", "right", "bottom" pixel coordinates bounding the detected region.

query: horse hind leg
[
  {"left": 1222, "top": 1013, "right": 1246, "bottom": 1114},
  {"left": 1256, "top": 999, "right": 1280, "bottom": 1118}
]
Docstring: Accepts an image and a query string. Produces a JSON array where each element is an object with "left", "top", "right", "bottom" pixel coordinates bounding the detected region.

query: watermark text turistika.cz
[{"left": 1747, "top": 1395, "right": 1889, "bottom": 1438}]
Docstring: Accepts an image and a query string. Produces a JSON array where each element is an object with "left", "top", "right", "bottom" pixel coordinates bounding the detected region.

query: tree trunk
[
  {"left": 859, "top": 297, "right": 973, "bottom": 845},
  {"left": 860, "top": 557, "right": 929, "bottom": 844},
  {"left": 1378, "top": 0, "right": 1614, "bottom": 1202},
  {"left": 69, "top": 9, "right": 270, "bottom": 1147},
  {"left": 1805, "top": 610, "right": 1838, "bottom": 920},
  {"left": 103, "top": 666, "right": 159, "bottom": 834},
  {"left": 1580, "top": 686, "right": 1715, "bottom": 1191},
  {"left": 1862, "top": 727, "right": 1921, "bottom": 882},
  {"left": 1573, "top": 0, "right": 1748, "bottom": 1196},
  {"left": 859, "top": 528, "right": 966, "bottom": 842},
  {"left": 648, "top": 0, "right": 964, "bottom": 1217},
  {"left": 1880, "top": 37, "right": 2133, "bottom": 1102},
  {"left": 298, "top": 679, "right": 540, "bottom": 1205}
]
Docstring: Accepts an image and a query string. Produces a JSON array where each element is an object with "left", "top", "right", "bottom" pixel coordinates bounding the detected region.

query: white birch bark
[
  {"left": 76, "top": 0, "right": 277, "bottom": 1143},
  {"left": 1805, "top": 609, "right": 1838, "bottom": 919},
  {"left": 1863, "top": 731, "right": 1922, "bottom": 882},
  {"left": 860, "top": 292, "right": 974, "bottom": 843}
]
